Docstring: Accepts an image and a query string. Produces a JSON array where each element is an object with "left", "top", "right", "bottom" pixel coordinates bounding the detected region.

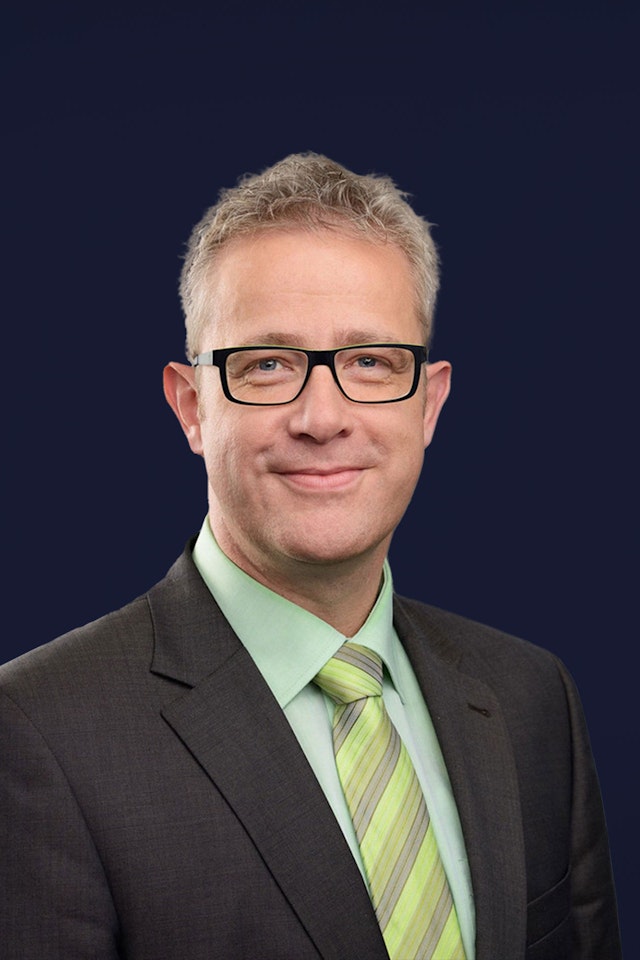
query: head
[
  {"left": 179, "top": 152, "right": 440, "bottom": 359},
  {"left": 165, "top": 155, "right": 451, "bottom": 618}
]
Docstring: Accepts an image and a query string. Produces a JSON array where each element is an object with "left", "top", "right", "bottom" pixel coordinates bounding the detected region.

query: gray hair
[{"left": 179, "top": 152, "right": 440, "bottom": 357}]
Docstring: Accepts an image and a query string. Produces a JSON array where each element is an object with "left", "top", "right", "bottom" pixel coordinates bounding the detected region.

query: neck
[
  {"left": 209, "top": 516, "right": 387, "bottom": 637},
  {"left": 252, "top": 558, "right": 386, "bottom": 637}
]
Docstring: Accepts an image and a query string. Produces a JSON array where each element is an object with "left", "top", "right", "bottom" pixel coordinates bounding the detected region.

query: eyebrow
[{"left": 235, "top": 328, "right": 404, "bottom": 348}]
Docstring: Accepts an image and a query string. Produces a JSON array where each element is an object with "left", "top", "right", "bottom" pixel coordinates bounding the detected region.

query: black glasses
[{"left": 191, "top": 344, "right": 428, "bottom": 406}]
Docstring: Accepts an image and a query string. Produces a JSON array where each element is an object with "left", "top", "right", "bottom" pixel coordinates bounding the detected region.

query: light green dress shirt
[{"left": 193, "top": 518, "right": 475, "bottom": 958}]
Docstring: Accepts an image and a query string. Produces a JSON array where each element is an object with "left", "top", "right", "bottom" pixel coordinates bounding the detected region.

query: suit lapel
[
  {"left": 395, "top": 598, "right": 527, "bottom": 960},
  {"left": 148, "top": 550, "right": 389, "bottom": 960}
]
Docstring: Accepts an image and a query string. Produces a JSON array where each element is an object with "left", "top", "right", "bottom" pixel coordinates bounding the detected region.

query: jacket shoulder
[
  {"left": 392, "top": 593, "right": 569, "bottom": 704},
  {"left": 0, "top": 593, "right": 153, "bottom": 703},
  {"left": 0, "top": 546, "right": 203, "bottom": 696},
  {"left": 394, "top": 593, "right": 556, "bottom": 661}
]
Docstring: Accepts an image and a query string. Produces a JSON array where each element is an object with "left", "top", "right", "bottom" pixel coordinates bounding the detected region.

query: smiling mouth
[{"left": 277, "top": 468, "right": 365, "bottom": 490}]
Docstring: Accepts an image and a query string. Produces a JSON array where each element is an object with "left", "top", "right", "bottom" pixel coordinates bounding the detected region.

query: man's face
[{"left": 166, "top": 229, "right": 450, "bottom": 586}]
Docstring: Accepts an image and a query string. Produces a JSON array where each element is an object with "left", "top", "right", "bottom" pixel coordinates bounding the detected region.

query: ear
[
  {"left": 163, "top": 362, "right": 204, "bottom": 456},
  {"left": 423, "top": 360, "right": 452, "bottom": 449}
]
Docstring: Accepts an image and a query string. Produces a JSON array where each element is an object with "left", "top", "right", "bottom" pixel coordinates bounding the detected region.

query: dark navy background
[{"left": 3, "top": 1, "right": 637, "bottom": 951}]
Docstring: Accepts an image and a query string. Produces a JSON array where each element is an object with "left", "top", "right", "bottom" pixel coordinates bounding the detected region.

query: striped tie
[{"left": 314, "top": 642, "right": 466, "bottom": 960}]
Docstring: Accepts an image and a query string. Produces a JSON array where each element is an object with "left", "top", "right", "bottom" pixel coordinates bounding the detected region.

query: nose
[{"left": 286, "top": 363, "right": 355, "bottom": 442}]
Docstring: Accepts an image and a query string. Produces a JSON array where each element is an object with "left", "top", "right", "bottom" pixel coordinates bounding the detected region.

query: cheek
[
  {"left": 383, "top": 403, "right": 427, "bottom": 459},
  {"left": 386, "top": 416, "right": 427, "bottom": 493},
  {"left": 200, "top": 408, "right": 275, "bottom": 494},
  {"left": 199, "top": 409, "right": 243, "bottom": 480}
]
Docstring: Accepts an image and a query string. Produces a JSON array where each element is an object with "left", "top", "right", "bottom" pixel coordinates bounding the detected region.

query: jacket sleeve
[
  {"left": 0, "top": 688, "right": 120, "bottom": 958},
  {"left": 555, "top": 659, "right": 622, "bottom": 959}
]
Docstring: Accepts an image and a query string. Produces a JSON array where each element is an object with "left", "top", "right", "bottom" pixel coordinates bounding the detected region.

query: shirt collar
[{"left": 192, "top": 517, "right": 406, "bottom": 707}]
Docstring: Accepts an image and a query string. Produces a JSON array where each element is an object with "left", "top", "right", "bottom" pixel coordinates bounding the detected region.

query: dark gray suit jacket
[{"left": 0, "top": 546, "right": 621, "bottom": 959}]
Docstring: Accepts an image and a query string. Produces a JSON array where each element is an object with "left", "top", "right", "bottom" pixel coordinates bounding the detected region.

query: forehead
[{"left": 200, "top": 228, "right": 421, "bottom": 346}]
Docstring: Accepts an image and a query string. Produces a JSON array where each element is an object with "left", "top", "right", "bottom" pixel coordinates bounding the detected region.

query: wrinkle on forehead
[{"left": 231, "top": 329, "right": 416, "bottom": 349}]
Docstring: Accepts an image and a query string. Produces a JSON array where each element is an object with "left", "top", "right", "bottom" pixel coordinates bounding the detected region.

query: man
[{"left": 0, "top": 153, "right": 621, "bottom": 959}]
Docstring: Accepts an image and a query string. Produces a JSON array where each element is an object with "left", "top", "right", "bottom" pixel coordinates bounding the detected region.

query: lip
[{"left": 276, "top": 467, "right": 366, "bottom": 491}]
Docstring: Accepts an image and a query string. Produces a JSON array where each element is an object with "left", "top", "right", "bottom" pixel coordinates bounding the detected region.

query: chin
[{"left": 279, "top": 533, "right": 386, "bottom": 569}]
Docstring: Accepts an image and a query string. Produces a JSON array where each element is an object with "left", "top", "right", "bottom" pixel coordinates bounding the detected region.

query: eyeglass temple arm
[{"left": 191, "top": 351, "right": 216, "bottom": 367}]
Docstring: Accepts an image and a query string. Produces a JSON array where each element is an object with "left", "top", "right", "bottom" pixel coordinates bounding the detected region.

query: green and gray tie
[{"left": 314, "top": 642, "right": 466, "bottom": 960}]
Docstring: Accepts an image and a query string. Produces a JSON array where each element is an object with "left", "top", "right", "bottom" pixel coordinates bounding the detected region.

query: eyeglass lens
[{"left": 225, "top": 346, "right": 417, "bottom": 403}]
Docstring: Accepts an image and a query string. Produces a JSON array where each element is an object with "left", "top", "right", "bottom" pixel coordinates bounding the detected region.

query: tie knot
[{"left": 314, "top": 642, "right": 383, "bottom": 704}]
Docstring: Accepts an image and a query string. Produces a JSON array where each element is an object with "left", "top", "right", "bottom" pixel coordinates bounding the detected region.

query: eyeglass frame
[{"left": 190, "top": 343, "right": 429, "bottom": 406}]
